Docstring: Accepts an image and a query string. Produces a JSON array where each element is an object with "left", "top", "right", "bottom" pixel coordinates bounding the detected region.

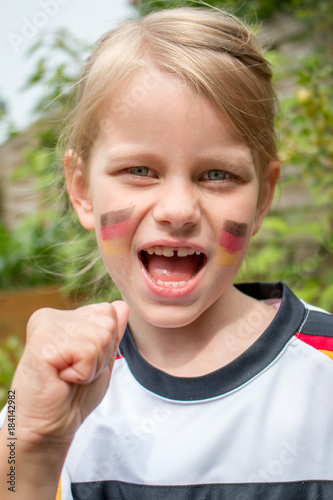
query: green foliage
[
  {"left": 0, "top": 99, "right": 7, "bottom": 122},
  {"left": 0, "top": 209, "right": 119, "bottom": 301},
  {"left": 279, "top": 54, "right": 333, "bottom": 309},
  {"left": 21, "top": 28, "right": 89, "bottom": 116},
  {"left": 0, "top": 29, "right": 107, "bottom": 297},
  {"left": 0, "top": 216, "right": 63, "bottom": 289},
  {"left": 286, "top": 55, "right": 333, "bottom": 193},
  {"left": 242, "top": 46, "right": 333, "bottom": 311},
  {"left": 131, "top": 0, "right": 294, "bottom": 20},
  {"left": 0, "top": 337, "right": 23, "bottom": 409}
]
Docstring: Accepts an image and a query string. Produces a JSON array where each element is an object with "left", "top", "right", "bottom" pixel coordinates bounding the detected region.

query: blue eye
[
  {"left": 129, "top": 167, "right": 149, "bottom": 176},
  {"left": 202, "top": 170, "right": 231, "bottom": 181}
]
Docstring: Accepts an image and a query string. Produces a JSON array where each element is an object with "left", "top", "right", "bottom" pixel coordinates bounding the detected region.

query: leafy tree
[
  {"left": 0, "top": 30, "right": 95, "bottom": 297},
  {"left": 245, "top": 0, "right": 333, "bottom": 310},
  {"left": 130, "top": 0, "right": 294, "bottom": 20},
  {"left": 251, "top": 51, "right": 333, "bottom": 310}
]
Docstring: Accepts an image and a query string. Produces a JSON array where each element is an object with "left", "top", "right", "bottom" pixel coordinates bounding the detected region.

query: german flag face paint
[
  {"left": 100, "top": 206, "right": 134, "bottom": 257},
  {"left": 215, "top": 220, "right": 248, "bottom": 266}
]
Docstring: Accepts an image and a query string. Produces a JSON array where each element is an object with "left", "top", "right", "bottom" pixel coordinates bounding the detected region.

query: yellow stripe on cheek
[
  {"left": 215, "top": 247, "right": 243, "bottom": 266},
  {"left": 102, "top": 237, "right": 128, "bottom": 257}
]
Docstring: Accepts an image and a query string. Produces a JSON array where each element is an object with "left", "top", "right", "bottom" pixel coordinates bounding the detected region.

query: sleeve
[{"left": 0, "top": 404, "right": 7, "bottom": 427}]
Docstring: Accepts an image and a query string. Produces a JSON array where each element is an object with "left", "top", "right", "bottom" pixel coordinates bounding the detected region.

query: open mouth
[{"left": 140, "top": 246, "right": 205, "bottom": 289}]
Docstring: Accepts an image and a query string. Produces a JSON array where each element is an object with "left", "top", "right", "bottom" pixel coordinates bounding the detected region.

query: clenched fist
[{"left": 11, "top": 300, "right": 129, "bottom": 447}]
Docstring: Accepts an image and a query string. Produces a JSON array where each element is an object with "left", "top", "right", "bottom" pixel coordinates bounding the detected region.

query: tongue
[{"left": 146, "top": 254, "right": 200, "bottom": 282}]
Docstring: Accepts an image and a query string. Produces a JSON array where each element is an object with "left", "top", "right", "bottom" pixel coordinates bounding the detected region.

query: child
[{"left": 1, "top": 6, "right": 333, "bottom": 500}]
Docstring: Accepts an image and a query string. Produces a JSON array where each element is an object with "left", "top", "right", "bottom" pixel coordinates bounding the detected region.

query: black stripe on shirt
[
  {"left": 71, "top": 479, "right": 333, "bottom": 500},
  {"left": 299, "top": 310, "right": 333, "bottom": 337}
]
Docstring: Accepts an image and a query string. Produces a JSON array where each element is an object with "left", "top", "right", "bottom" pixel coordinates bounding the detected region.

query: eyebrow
[
  {"left": 101, "top": 206, "right": 134, "bottom": 226},
  {"left": 104, "top": 151, "right": 160, "bottom": 167},
  {"left": 104, "top": 148, "right": 254, "bottom": 172},
  {"left": 203, "top": 151, "right": 254, "bottom": 171}
]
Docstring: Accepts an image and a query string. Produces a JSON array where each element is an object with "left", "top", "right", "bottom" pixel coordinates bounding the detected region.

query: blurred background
[{"left": 0, "top": 0, "right": 332, "bottom": 404}]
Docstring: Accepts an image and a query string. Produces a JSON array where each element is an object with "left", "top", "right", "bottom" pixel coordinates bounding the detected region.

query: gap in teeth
[{"left": 145, "top": 246, "right": 201, "bottom": 257}]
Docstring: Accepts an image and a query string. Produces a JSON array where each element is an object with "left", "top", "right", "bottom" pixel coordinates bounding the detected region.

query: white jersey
[{"left": 3, "top": 282, "right": 333, "bottom": 499}]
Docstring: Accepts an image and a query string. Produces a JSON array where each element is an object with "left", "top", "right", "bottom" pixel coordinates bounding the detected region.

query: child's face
[{"left": 70, "top": 66, "right": 278, "bottom": 329}]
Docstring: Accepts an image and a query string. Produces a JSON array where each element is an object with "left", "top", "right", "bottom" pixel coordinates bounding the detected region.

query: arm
[
  {"left": 0, "top": 419, "right": 67, "bottom": 500},
  {"left": 0, "top": 300, "right": 129, "bottom": 499}
]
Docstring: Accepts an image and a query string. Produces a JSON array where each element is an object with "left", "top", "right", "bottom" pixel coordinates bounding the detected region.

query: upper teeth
[{"left": 145, "top": 246, "right": 201, "bottom": 257}]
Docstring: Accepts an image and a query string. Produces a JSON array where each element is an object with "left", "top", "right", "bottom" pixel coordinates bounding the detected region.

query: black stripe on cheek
[
  {"left": 223, "top": 220, "right": 248, "bottom": 238},
  {"left": 100, "top": 206, "right": 134, "bottom": 226}
]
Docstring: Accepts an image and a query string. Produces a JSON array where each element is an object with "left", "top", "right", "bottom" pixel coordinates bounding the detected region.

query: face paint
[
  {"left": 100, "top": 206, "right": 134, "bottom": 256},
  {"left": 215, "top": 220, "right": 248, "bottom": 266}
]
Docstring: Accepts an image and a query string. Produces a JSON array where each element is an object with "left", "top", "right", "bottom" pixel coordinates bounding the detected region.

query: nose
[{"left": 152, "top": 178, "right": 201, "bottom": 229}]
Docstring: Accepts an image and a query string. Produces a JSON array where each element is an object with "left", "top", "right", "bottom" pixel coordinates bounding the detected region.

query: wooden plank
[{"left": 0, "top": 286, "right": 81, "bottom": 344}]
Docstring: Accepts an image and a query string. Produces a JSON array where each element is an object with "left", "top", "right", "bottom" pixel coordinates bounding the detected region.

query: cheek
[
  {"left": 101, "top": 220, "right": 131, "bottom": 257},
  {"left": 99, "top": 207, "right": 134, "bottom": 257},
  {"left": 215, "top": 220, "right": 248, "bottom": 267},
  {"left": 219, "top": 231, "right": 246, "bottom": 253}
]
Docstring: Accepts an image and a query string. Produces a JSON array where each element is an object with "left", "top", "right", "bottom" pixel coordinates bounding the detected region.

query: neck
[{"left": 126, "top": 286, "right": 277, "bottom": 377}]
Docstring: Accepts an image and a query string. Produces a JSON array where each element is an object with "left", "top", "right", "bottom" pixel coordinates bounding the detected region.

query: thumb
[{"left": 111, "top": 300, "right": 129, "bottom": 341}]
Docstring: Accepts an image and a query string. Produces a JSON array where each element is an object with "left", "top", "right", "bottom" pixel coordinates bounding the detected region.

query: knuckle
[
  {"left": 28, "top": 307, "right": 52, "bottom": 324},
  {"left": 77, "top": 302, "right": 111, "bottom": 322},
  {"left": 27, "top": 308, "right": 55, "bottom": 338},
  {"left": 100, "top": 314, "right": 117, "bottom": 331},
  {"left": 83, "top": 340, "right": 99, "bottom": 361},
  {"left": 76, "top": 307, "right": 96, "bottom": 323},
  {"left": 98, "top": 327, "right": 113, "bottom": 349},
  {"left": 64, "top": 320, "right": 80, "bottom": 337}
]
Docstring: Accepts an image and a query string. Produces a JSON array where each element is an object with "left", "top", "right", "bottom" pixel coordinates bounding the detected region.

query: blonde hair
[{"left": 63, "top": 7, "right": 278, "bottom": 174}]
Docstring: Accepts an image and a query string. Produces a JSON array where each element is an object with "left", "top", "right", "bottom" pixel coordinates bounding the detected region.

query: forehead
[{"left": 94, "top": 65, "right": 254, "bottom": 170}]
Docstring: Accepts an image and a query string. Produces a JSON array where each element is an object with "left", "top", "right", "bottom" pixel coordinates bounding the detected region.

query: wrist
[{"left": 0, "top": 417, "right": 68, "bottom": 500}]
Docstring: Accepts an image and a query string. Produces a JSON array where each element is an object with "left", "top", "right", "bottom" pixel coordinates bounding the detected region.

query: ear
[
  {"left": 252, "top": 161, "right": 280, "bottom": 236},
  {"left": 65, "top": 150, "right": 95, "bottom": 231}
]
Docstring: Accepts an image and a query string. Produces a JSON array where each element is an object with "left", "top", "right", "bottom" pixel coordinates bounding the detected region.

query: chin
[{"left": 135, "top": 302, "right": 209, "bottom": 329}]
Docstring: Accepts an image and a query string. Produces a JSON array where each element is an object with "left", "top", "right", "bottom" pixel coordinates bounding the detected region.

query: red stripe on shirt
[{"left": 295, "top": 332, "right": 333, "bottom": 351}]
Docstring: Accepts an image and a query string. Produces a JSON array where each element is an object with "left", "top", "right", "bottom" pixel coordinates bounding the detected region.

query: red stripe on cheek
[
  {"left": 219, "top": 230, "right": 246, "bottom": 253},
  {"left": 101, "top": 220, "right": 131, "bottom": 240}
]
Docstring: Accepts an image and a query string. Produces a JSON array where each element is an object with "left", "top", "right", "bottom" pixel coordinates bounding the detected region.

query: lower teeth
[
  {"left": 156, "top": 279, "right": 187, "bottom": 288},
  {"left": 141, "top": 250, "right": 203, "bottom": 289}
]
